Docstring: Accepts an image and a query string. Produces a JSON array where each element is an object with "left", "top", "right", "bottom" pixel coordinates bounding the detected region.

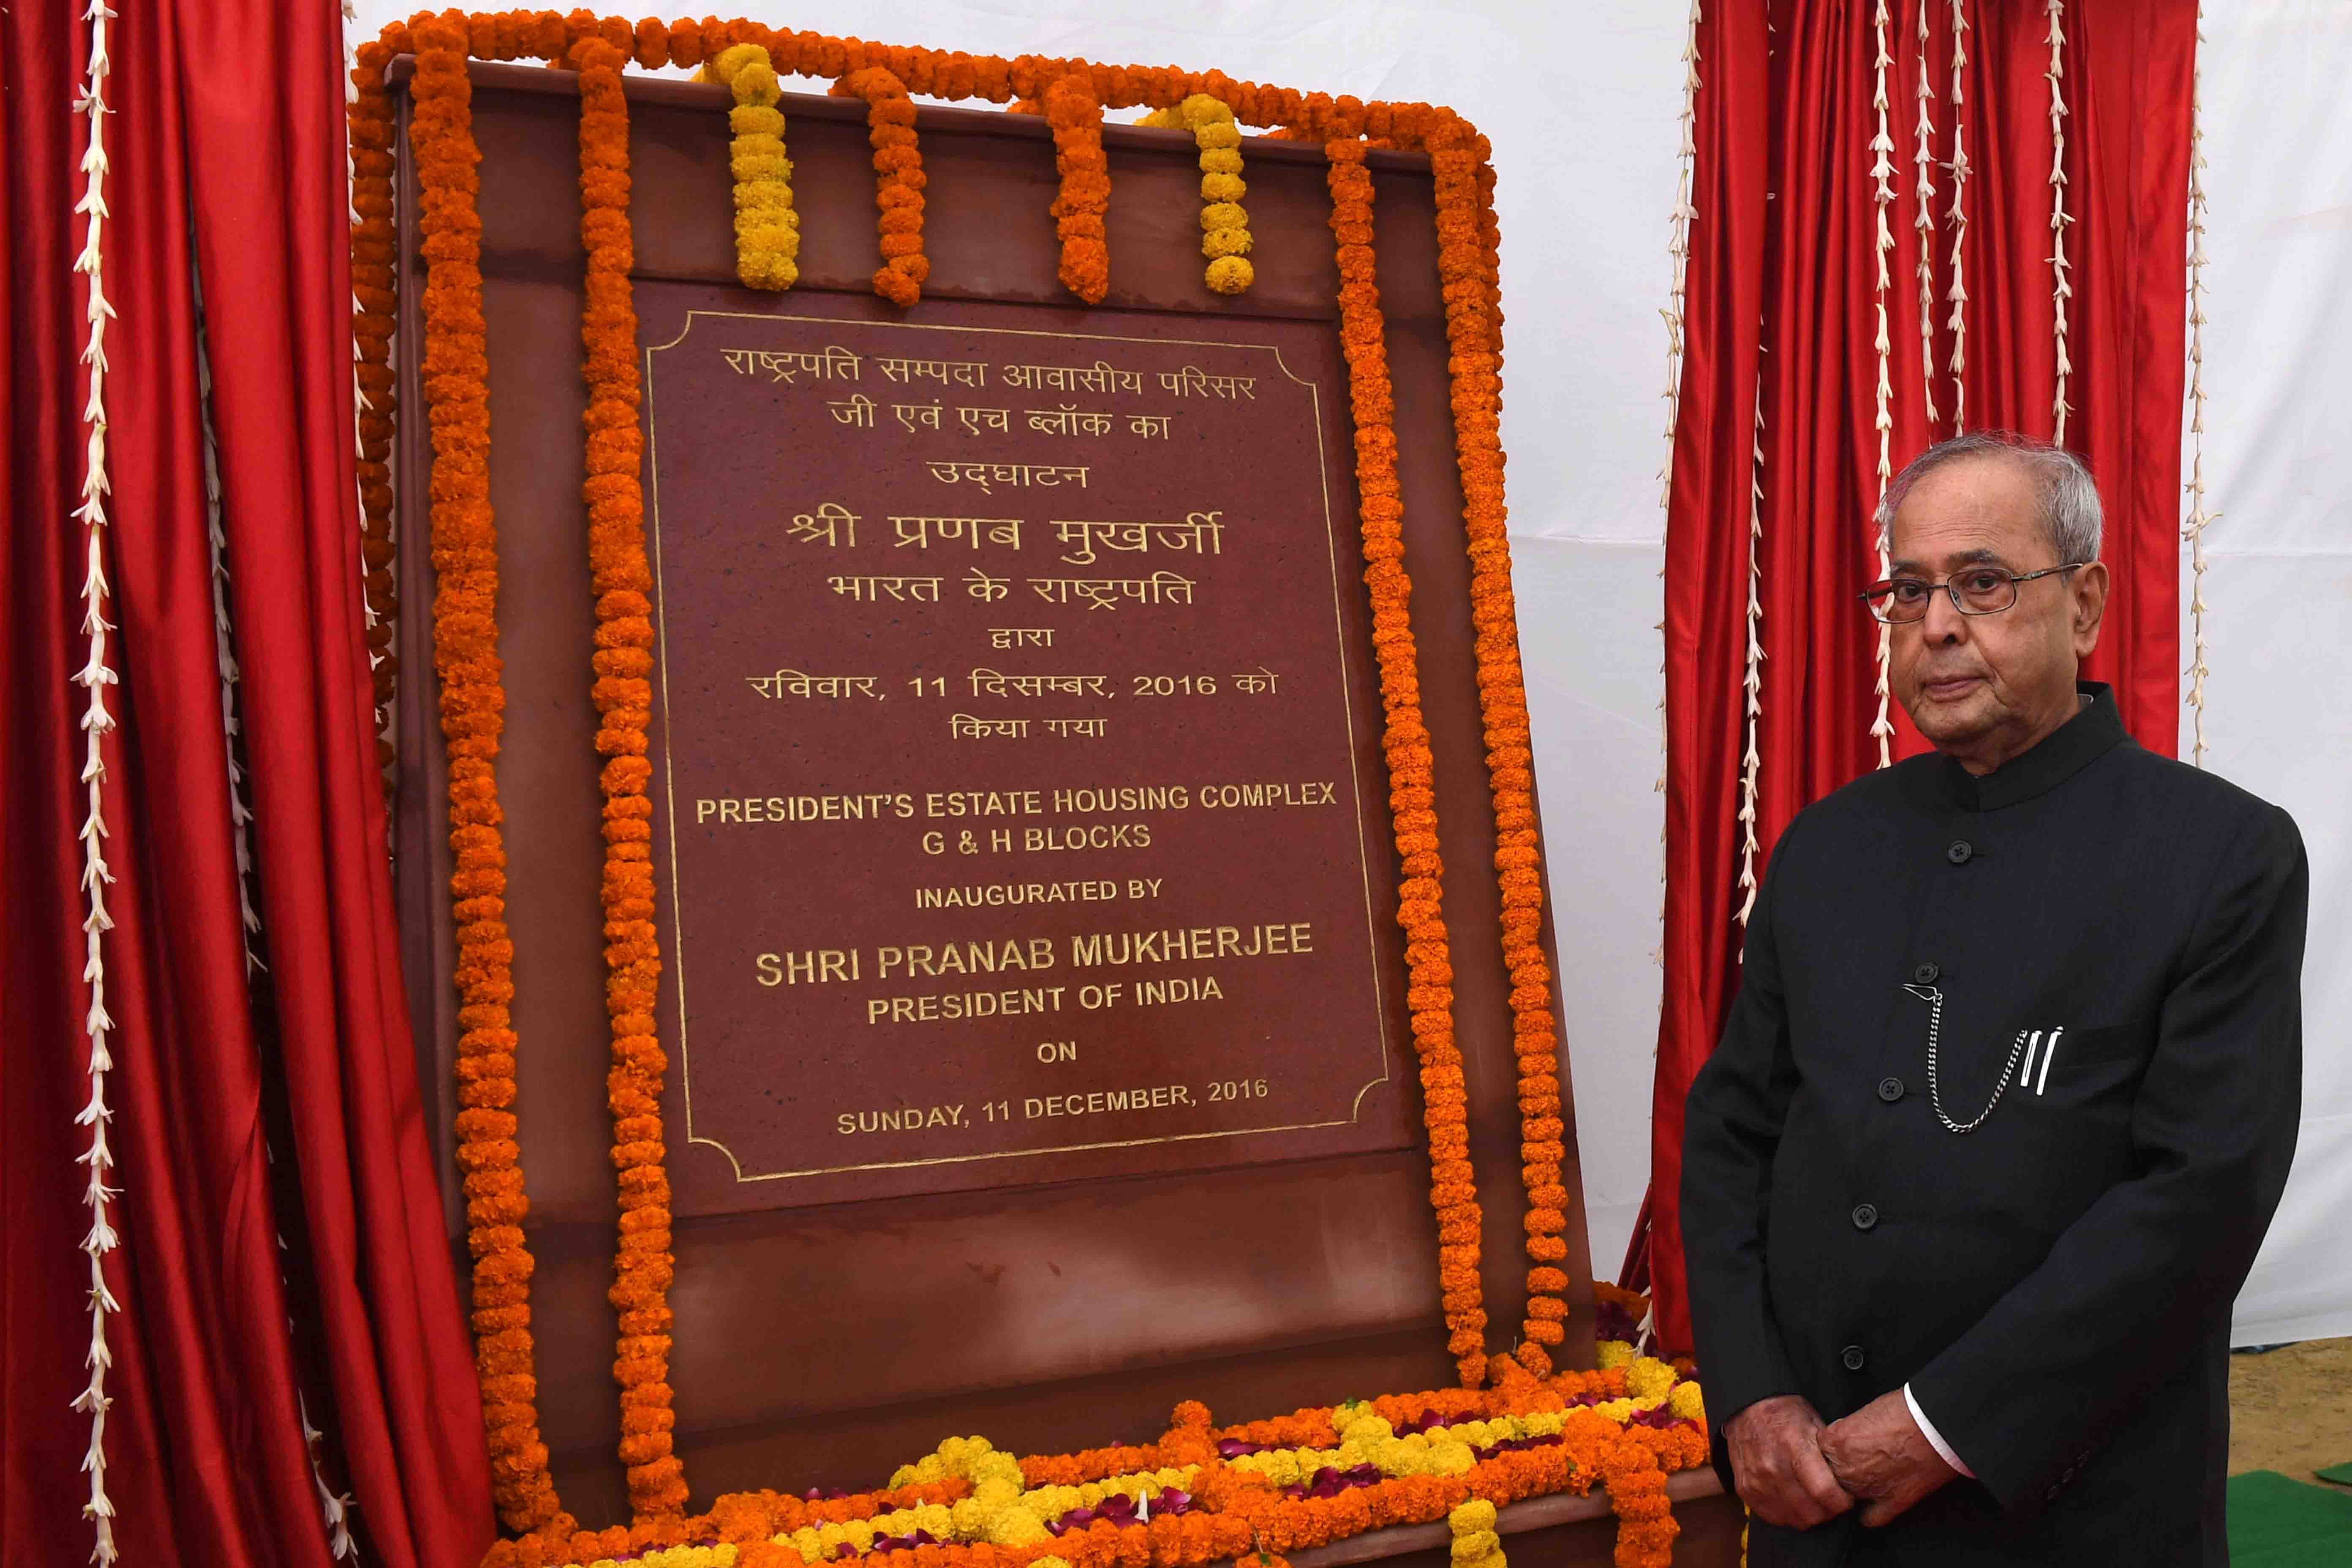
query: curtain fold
[
  {"left": 1, "top": 3, "right": 496, "bottom": 1563},
  {"left": 1642, "top": 0, "right": 2196, "bottom": 1354}
]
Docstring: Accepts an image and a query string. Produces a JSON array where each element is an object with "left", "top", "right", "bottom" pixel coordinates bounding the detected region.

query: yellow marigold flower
[
  {"left": 1205, "top": 256, "right": 1255, "bottom": 294},
  {"left": 1198, "top": 147, "right": 1244, "bottom": 175},
  {"left": 1670, "top": 1381, "right": 1706, "bottom": 1422},
  {"left": 1430, "top": 1440, "right": 1477, "bottom": 1476},
  {"left": 986, "top": 1507, "right": 1051, "bottom": 1546},
  {"left": 1595, "top": 1339, "right": 1637, "bottom": 1369},
  {"left": 1628, "top": 1357, "right": 1679, "bottom": 1402}
]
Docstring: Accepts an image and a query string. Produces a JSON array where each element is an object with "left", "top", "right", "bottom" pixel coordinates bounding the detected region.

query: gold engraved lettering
[
  {"left": 1026, "top": 570, "right": 1195, "bottom": 610},
  {"left": 1232, "top": 666, "right": 1281, "bottom": 694},
  {"left": 964, "top": 568, "right": 1012, "bottom": 602},
  {"left": 761, "top": 947, "right": 860, "bottom": 985},
  {"left": 1001, "top": 359, "right": 1144, "bottom": 397},
  {"left": 1050, "top": 511, "right": 1222, "bottom": 566},
  {"left": 825, "top": 392, "right": 875, "bottom": 427},
  {"left": 891, "top": 400, "right": 944, "bottom": 432},
  {"left": 1128, "top": 414, "right": 1172, "bottom": 439},
  {"left": 863, "top": 985, "right": 1068, "bottom": 1025},
  {"left": 988, "top": 627, "right": 1054, "bottom": 648},
  {"left": 965, "top": 669, "right": 1111, "bottom": 700},
  {"left": 949, "top": 713, "right": 1032, "bottom": 740},
  {"left": 875, "top": 354, "right": 985, "bottom": 387},
  {"left": 1021, "top": 1083, "right": 1194, "bottom": 1119},
  {"left": 1068, "top": 920, "right": 1313, "bottom": 967},
  {"left": 835, "top": 1103, "right": 969, "bottom": 1134},
  {"left": 957, "top": 406, "right": 1013, "bottom": 436},
  {"left": 1042, "top": 716, "right": 1109, "bottom": 738},
  {"left": 827, "top": 574, "right": 944, "bottom": 603},
  {"left": 726, "top": 343, "right": 862, "bottom": 383},
  {"left": 890, "top": 515, "right": 1024, "bottom": 552},
  {"left": 787, "top": 501, "right": 858, "bottom": 546},
  {"left": 1025, "top": 404, "right": 1116, "bottom": 439},
  {"left": 1135, "top": 973, "right": 1224, "bottom": 1005},
  {"left": 693, "top": 792, "right": 913, "bottom": 824},
  {"left": 914, "top": 879, "right": 1119, "bottom": 909},
  {"left": 1157, "top": 365, "right": 1256, "bottom": 400},
  {"left": 926, "top": 460, "right": 1091, "bottom": 493},
  {"left": 744, "top": 670, "right": 882, "bottom": 700},
  {"left": 1195, "top": 780, "right": 1339, "bottom": 808}
]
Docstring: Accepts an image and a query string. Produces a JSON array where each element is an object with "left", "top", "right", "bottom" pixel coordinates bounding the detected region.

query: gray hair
[{"left": 1873, "top": 430, "right": 2103, "bottom": 565}]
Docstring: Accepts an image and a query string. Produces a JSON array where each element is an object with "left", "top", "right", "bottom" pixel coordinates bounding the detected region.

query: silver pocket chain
[{"left": 1903, "top": 983, "right": 2032, "bottom": 1134}]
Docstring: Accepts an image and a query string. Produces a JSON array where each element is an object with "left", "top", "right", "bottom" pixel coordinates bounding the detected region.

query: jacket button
[
  {"left": 1946, "top": 839, "right": 1974, "bottom": 864},
  {"left": 1851, "top": 1203, "right": 1878, "bottom": 1230},
  {"left": 1912, "top": 961, "right": 1940, "bottom": 984},
  {"left": 1877, "top": 1076, "right": 1905, "bottom": 1103},
  {"left": 1842, "top": 1345, "right": 1867, "bottom": 1371}
]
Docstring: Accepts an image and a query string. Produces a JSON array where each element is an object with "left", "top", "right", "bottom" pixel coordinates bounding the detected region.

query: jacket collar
[{"left": 1936, "top": 681, "right": 2132, "bottom": 812}]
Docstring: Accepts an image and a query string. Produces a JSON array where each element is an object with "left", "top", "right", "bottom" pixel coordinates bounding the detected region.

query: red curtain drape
[
  {"left": 1638, "top": 0, "right": 2196, "bottom": 1353},
  {"left": 2, "top": 3, "right": 495, "bottom": 1564}
]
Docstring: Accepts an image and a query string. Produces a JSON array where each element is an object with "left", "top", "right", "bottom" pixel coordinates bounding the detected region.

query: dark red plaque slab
[{"left": 640, "top": 286, "right": 1415, "bottom": 1213}]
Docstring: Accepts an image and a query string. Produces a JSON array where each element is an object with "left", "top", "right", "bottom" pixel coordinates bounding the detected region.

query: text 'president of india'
[{"left": 1681, "top": 431, "right": 2307, "bottom": 1565}]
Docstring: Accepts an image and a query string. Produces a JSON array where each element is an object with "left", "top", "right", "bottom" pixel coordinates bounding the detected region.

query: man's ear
[{"left": 2072, "top": 561, "right": 2110, "bottom": 656}]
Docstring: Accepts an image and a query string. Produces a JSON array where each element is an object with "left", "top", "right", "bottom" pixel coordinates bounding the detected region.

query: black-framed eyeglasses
[{"left": 1860, "top": 563, "right": 2086, "bottom": 623}]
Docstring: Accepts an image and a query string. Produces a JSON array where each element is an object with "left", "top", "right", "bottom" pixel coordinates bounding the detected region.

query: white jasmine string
[
  {"left": 1734, "top": 375, "right": 1767, "bottom": 934},
  {"left": 1913, "top": 0, "right": 1939, "bottom": 432},
  {"left": 1652, "top": 0, "right": 1703, "bottom": 967},
  {"left": 2182, "top": 3, "right": 2213, "bottom": 767},
  {"left": 70, "top": 3, "right": 123, "bottom": 1559},
  {"left": 2046, "top": 0, "right": 2073, "bottom": 445},
  {"left": 345, "top": 0, "right": 395, "bottom": 776},
  {"left": 1945, "top": 0, "right": 1971, "bottom": 432},
  {"left": 193, "top": 268, "right": 265, "bottom": 974},
  {"left": 1870, "top": 0, "right": 1897, "bottom": 768}
]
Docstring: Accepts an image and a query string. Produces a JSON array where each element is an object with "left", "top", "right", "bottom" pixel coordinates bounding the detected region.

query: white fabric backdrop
[{"left": 352, "top": 0, "right": 2349, "bottom": 1344}]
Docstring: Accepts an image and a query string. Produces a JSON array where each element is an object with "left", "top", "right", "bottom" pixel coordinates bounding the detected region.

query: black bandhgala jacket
[{"left": 1682, "top": 683, "right": 2306, "bottom": 1566}]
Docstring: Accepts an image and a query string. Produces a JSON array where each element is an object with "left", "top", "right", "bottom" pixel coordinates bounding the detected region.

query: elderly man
[{"left": 1680, "top": 431, "right": 2306, "bottom": 1565}]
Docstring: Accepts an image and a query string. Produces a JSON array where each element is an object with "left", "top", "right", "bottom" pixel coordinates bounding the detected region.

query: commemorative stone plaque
[{"left": 640, "top": 288, "right": 1416, "bottom": 1213}]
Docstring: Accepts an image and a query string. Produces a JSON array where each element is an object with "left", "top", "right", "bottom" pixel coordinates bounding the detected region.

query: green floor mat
[
  {"left": 2317, "top": 1461, "right": 2352, "bottom": 1488},
  {"left": 2228, "top": 1470, "right": 2352, "bottom": 1564}
]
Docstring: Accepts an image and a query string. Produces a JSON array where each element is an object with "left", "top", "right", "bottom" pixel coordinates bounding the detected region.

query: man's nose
[{"left": 1919, "top": 588, "right": 1968, "bottom": 643}]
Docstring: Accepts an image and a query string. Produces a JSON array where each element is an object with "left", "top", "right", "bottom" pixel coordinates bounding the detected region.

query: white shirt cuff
[{"left": 1903, "top": 1383, "right": 1974, "bottom": 1478}]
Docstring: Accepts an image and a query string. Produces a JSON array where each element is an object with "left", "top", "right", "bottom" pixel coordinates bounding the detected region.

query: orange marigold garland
[
  {"left": 569, "top": 34, "right": 690, "bottom": 1522},
  {"left": 828, "top": 65, "right": 928, "bottom": 306},
  {"left": 1043, "top": 74, "right": 1110, "bottom": 303},
  {"left": 1421, "top": 115, "right": 1573, "bottom": 1374},
  {"left": 350, "top": 38, "right": 401, "bottom": 765},
  {"left": 1324, "top": 137, "right": 1486, "bottom": 1388},
  {"left": 404, "top": 14, "right": 569, "bottom": 1535}
]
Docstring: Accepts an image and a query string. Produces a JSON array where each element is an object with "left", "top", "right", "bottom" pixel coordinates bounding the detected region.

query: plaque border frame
[{"left": 642, "top": 305, "right": 1400, "bottom": 1185}]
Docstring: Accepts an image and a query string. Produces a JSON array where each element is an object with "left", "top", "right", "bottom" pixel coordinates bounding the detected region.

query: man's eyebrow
[{"left": 1887, "top": 546, "right": 2010, "bottom": 574}]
